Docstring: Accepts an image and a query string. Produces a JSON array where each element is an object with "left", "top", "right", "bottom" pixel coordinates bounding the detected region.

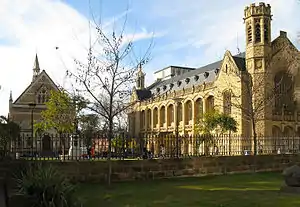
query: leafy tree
[
  {"left": 34, "top": 90, "right": 76, "bottom": 135},
  {"left": 79, "top": 113, "right": 101, "bottom": 146},
  {"left": 195, "top": 110, "right": 237, "bottom": 155}
]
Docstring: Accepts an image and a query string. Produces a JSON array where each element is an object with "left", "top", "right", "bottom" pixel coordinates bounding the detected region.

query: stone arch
[
  {"left": 283, "top": 126, "right": 294, "bottom": 137},
  {"left": 146, "top": 109, "right": 151, "bottom": 129},
  {"left": 140, "top": 110, "right": 145, "bottom": 130},
  {"left": 160, "top": 105, "right": 166, "bottom": 127},
  {"left": 42, "top": 134, "right": 51, "bottom": 151},
  {"left": 205, "top": 95, "right": 214, "bottom": 113},
  {"left": 153, "top": 107, "right": 158, "bottom": 127},
  {"left": 184, "top": 100, "right": 193, "bottom": 124},
  {"left": 167, "top": 104, "right": 174, "bottom": 126},
  {"left": 272, "top": 125, "right": 282, "bottom": 137},
  {"left": 194, "top": 97, "right": 203, "bottom": 121}
]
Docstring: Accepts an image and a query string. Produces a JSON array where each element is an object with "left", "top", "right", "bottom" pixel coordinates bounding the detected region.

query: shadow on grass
[{"left": 78, "top": 172, "right": 300, "bottom": 207}]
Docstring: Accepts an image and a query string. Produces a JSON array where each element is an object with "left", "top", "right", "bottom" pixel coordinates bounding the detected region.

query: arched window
[
  {"left": 254, "top": 18, "right": 261, "bottom": 43},
  {"left": 140, "top": 110, "right": 145, "bottom": 129},
  {"left": 167, "top": 105, "right": 174, "bottom": 126},
  {"left": 160, "top": 106, "right": 166, "bottom": 127},
  {"left": 177, "top": 103, "right": 182, "bottom": 122},
  {"left": 195, "top": 98, "right": 203, "bottom": 120},
  {"left": 223, "top": 91, "right": 232, "bottom": 115},
  {"left": 264, "top": 18, "right": 269, "bottom": 42},
  {"left": 206, "top": 96, "right": 214, "bottom": 113},
  {"left": 147, "top": 109, "right": 151, "bottom": 129},
  {"left": 185, "top": 100, "right": 193, "bottom": 124},
  {"left": 153, "top": 108, "right": 158, "bottom": 127},
  {"left": 37, "top": 89, "right": 48, "bottom": 104},
  {"left": 274, "top": 72, "right": 294, "bottom": 111}
]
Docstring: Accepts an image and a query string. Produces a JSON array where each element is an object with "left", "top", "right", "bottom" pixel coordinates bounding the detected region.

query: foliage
[
  {"left": 195, "top": 110, "right": 237, "bottom": 136},
  {"left": 15, "top": 163, "right": 81, "bottom": 207},
  {"left": 0, "top": 116, "right": 20, "bottom": 156},
  {"left": 34, "top": 90, "right": 82, "bottom": 134}
]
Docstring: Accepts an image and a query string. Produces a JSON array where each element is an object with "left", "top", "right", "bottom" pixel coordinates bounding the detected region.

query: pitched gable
[{"left": 14, "top": 70, "right": 59, "bottom": 104}]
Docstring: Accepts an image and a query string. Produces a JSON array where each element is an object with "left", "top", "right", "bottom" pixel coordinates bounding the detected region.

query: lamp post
[
  {"left": 28, "top": 102, "right": 36, "bottom": 155},
  {"left": 173, "top": 98, "right": 183, "bottom": 158}
]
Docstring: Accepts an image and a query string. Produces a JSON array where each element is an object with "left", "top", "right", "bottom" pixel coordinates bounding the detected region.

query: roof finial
[
  {"left": 32, "top": 53, "right": 41, "bottom": 81},
  {"left": 9, "top": 90, "right": 13, "bottom": 102}
]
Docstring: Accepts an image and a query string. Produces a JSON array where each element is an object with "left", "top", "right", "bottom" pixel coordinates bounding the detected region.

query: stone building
[
  {"left": 8, "top": 54, "right": 61, "bottom": 155},
  {"left": 128, "top": 2, "right": 300, "bottom": 154}
]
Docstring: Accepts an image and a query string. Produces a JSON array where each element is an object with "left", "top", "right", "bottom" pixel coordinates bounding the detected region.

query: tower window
[
  {"left": 247, "top": 26, "right": 252, "bottom": 43},
  {"left": 255, "top": 19, "right": 261, "bottom": 43},
  {"left": 264, "top": 19, "right": 269, "bottom": 42}
]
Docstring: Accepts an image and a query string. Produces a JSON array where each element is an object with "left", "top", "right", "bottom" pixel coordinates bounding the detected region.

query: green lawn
[{"left": 77, "top": 172, "right": 300, "bottom": 207}]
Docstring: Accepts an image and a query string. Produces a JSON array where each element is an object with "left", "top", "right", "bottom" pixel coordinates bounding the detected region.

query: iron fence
[{"left": 2, "top": 133, "right": 300, "bottom": 161}]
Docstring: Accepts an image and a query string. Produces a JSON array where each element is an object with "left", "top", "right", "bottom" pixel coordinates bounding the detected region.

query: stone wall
[{"left": 4, "top": 155, "right": 300, "bottom": 183}]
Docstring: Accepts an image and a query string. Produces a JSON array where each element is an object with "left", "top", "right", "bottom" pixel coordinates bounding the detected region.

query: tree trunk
[
  {"left": 107, "top": 119, "right": 113, "bottom": 187},
  {"left": 251, "top": 118, "right": 257, "bottom": 155}
]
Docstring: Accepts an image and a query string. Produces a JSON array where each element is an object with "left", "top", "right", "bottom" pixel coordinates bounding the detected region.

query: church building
[
  {"left": 129, "top": 2, "right": 300, "bottom": 144},
  {"left": 8, "top": 54, "right": 61, "bottom": 155}
]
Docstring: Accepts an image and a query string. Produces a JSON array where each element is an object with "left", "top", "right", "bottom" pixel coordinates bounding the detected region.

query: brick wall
[{"left": 4, "top": 155, "right": 300, "bottom": 183}]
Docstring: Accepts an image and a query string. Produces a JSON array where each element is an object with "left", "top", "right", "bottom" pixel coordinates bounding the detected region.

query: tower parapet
[{"left": 244, "top": 2, "right": 271, "bottom": 20}]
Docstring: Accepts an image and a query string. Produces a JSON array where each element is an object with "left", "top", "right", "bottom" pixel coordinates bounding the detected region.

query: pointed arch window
[
  {"left": 264, "top": 18, "right": 269, "bottom": 42},
  {"left": 223, "top": 90, "right": 232, "bottom": 115},
  {"left": 254, "top": 19, "right": 261, "bottom": 43},
  {"left": 37, "top": 89, "right": 48, "bottom": 104}
]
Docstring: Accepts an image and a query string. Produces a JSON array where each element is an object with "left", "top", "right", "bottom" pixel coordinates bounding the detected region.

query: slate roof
[{"left": 135, "top": 52, "right": 246, "bottom": 100}]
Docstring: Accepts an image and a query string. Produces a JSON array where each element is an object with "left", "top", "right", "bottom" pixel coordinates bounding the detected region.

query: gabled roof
[{"left": 13, "top": 70, "right": 59, "bottom": 104}]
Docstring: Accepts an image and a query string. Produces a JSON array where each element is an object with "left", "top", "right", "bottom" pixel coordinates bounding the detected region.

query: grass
[{"left": 77, "top": 172, "right": 300, "bottom": 207}]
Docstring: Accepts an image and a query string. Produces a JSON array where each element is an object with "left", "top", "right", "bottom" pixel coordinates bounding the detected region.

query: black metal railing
[{"left": 2, "top": 134, "right": 300, "bottom": 161}]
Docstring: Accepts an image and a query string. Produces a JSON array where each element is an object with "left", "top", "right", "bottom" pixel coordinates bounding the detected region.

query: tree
[
  {"left": 34, "top": 90, "right": 76, "bottom": 135},
  {"left": 194, "top": 111, "right": 237, "bottom": 155},
  {"left": 0, "top": 116, "right": 20, "bottom": 157},
  {"left": 67, "top": 9, "right": 153, "bottom": 185}
]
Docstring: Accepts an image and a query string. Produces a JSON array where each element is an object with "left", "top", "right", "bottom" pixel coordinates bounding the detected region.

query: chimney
[{"left": 280, "top": 31, "right": 287, "bottom": 38}]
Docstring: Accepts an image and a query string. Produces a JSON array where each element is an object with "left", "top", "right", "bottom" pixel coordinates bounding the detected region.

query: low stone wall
[{"left": 4, "top": 155, "right": 300, "bottom": 183}]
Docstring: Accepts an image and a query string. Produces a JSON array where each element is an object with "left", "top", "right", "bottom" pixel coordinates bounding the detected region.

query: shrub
[{"left": 14, "top": 163, "right": 81, "bottom": 207}]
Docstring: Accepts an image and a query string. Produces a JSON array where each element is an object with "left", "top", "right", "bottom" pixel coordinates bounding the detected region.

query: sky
[{"left": 0, "top": 0, "right": 299, "bottom": 116}]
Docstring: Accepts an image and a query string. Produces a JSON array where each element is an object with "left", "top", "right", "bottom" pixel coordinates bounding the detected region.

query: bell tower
[
  {"left": 136, "top": 64, "right": 145, "bottom": 90},
  {"left": 244, "top": 3, "right": 273, "bottom": 137},
  {"left": 244, "top": 2, "right": 272, "bottom": 74}
]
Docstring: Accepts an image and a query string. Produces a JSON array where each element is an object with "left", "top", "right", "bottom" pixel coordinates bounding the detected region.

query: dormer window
[
  {"left": 177, "top": 81, "right": 182, "bottom": 87},
  {"left": 156, "top": 87, "right": 160, "bottom": 93},
  {"left": 169, "top": 83, "right": 174, "bottom": 89},
  {"left": 194, "top": 75, "right": 199, "bottom": 81},
  {"left": 215, "top": 68, "right": 220, "bottom": 74},
  {"left": 185, "top": 78, "right": 190, "bottom": 84},
  {"left": 163, "top": 85, "right": 167, "bottom": 90},
  {"left": 204, "top": 72, "right": 209, "bottom": 78}
]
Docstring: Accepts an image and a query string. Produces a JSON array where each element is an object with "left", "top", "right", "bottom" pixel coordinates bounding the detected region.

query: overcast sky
[{"left": 0, "top": 0, "right": 299, "bottom": 116}]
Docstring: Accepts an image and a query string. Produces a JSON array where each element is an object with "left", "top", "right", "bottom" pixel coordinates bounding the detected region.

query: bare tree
[
  {"left": 67, "top": 9, "right": 153, "bottom": 185},
  {"left": 218, "top": 42, "right": 300, "bottom": 155}
]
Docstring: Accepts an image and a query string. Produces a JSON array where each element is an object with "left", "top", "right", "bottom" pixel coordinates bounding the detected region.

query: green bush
[{"left": 14, "top": 163, "right": 81, "bottom": 207}]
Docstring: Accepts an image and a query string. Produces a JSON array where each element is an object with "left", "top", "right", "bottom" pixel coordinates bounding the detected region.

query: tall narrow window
[
  {"left": 264, "top": 18, "right": 269, "bottom": 42},
  {"left": 223, "top": 91, "right": 232, "bottom": 115},
  {"left": 255, "top": 19, "right": 261, "bottom": 43},
  {"left": 247, "top": 25, "right": 252, "bottom": 44}
]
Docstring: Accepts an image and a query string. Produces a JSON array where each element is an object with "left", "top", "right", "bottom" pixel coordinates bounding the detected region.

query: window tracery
[
  {"left": 223, "top": 91, "right": 232, "bottom": 115},
  {"left": 37, "top": 89, "right": 48, "bottom": 104},
  {"left": 264, "top": 18, "right": 269, "bottom": 42}
]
